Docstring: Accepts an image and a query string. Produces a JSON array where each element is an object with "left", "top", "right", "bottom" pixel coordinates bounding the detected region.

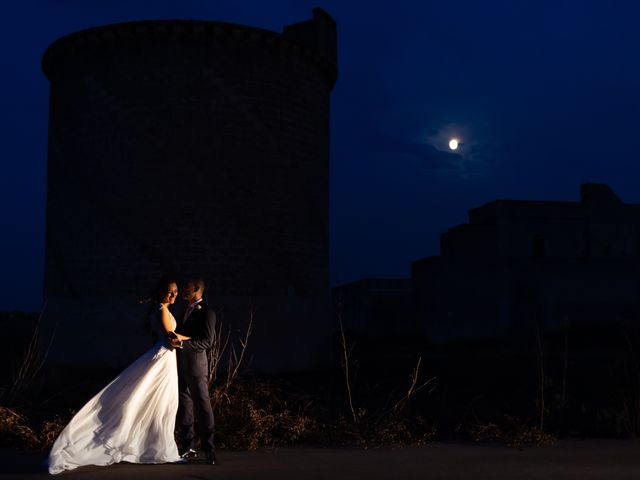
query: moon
[{"left": 448, "top": 138, "right": 459, "bottom": 150}]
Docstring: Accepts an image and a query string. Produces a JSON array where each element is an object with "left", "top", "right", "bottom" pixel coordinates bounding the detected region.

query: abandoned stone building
[
  {"left": 335, "top": 183, "right": 640, "bottom": 343},
  {"left": 413, "top": 183, "right": 640, "bottom": 342}
]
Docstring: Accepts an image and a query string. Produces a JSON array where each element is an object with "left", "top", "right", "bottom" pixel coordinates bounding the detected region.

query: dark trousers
[{"left": 177, "top": 372, "right": 215, "bottom": 454}]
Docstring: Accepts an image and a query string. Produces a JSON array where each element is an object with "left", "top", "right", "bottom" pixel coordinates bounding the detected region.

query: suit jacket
[{"left": 175, "top": 301, "right": 216, "bottom": 376}]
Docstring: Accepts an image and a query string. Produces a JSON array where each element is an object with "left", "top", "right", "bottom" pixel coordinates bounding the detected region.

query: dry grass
[
  {"left": 1, "top": 302, "right": 440, "bottom": 451},
  {"left": 39, "top": 413, "right": 74, "bottom": 449},
  {"left": 468, "top": 415, "right": 556, "bottom": 448},
  {"left": 0, "top": 406, "right": 39, "bottom": 449},
  {"left": 214, "top": 379, "right": 320, "bottom": 450},
  {"left": 211, "top": 377, "right": 436, "bottom": 450},
  {"left": 0, "top": 405, "right": 75, "bottom": 450}
]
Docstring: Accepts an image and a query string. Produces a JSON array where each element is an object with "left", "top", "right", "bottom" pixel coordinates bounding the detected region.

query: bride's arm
[
  {"left": 159, "top": 305, "right": 192, "bottom": 342},
  {"left": 159, "top": 304, "right": 174, "bottom": 334},
  {"left": 159, "top": 305, "right": 191, "bottom": 340}
]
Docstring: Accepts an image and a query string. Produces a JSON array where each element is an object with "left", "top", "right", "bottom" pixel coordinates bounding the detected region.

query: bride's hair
[
  {"left": 143, "top": 275, "right": 177, "bottom": 332},
  {"left": 151, "top": 276, "right": 177, "bottom": 303}
]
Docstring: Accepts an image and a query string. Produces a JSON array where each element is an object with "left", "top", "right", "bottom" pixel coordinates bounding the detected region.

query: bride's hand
[{"left": 167, "top": 331, "right": 178, "bottom": 340}]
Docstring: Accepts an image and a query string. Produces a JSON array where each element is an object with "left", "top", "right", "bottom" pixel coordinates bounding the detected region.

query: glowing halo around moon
[{"left": 448, "top": 138, "right": 459, "bottom": 151}]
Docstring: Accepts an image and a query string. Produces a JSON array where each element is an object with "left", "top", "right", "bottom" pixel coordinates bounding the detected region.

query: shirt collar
[{"left": 189, "top": 298, "right": 203, "bottom": 308}]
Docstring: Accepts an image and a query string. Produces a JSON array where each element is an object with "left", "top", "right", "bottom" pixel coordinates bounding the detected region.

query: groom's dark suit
[{"left": 175, "top": 300, "right": 216, "bottom": 456}]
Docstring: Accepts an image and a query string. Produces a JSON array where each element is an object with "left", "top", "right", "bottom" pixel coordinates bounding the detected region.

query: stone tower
[{"left": 41, "top": 9, "right": 337, "bottom": 371}]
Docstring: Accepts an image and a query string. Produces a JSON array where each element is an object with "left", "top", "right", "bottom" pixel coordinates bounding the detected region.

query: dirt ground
[{"left": 2, "top": 440, "right": 640, "bottom": 480}]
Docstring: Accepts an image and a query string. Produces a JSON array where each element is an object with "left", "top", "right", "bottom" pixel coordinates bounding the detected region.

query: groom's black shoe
[
  {"left": 180, "top": 448, "right": 198, "bottom": 460},
  {"left": 206, "top": 451, "right": 217, "bottom": 465}
]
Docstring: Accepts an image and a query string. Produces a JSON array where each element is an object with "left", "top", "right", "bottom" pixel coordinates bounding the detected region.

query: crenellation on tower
[
  {"left": 283, "top": 8, "right": 337, "bottom": 70},
  {"left": 42, "top": 18, "right": 337, "bottom": 85}
]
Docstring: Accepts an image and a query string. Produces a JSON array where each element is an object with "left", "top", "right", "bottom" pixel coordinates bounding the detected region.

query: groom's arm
[{"left": 180, "top": 310, "right": 216, "bottom": 352}]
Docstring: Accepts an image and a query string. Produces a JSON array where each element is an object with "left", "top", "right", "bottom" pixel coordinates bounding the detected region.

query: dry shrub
[
  {"left": 335, "top": 316, "right": 437, "bottom": 448},
  {"left": 0, "top": 406, "right": 39, "bottom": 449},
  {"left": 468, "top": 415, "right": 556, "bottom": 448},
  {"left": 39, "top": 413, "right": 74, "bottom": 449},
  {"left": 213, "top": 379, "right": 320, "bottom": 450},
  {"left": 211, "top": 376, "right": 436, "bottom": 450},
  {"left": 3, "top": 309, "right": 437, "bottom": 452},
  {"left": 508, "top": 426, "right": 555, "bottom": 448},
  {"left": 0, "top": 405, "right": 75, "bottom": 451},
  {"left": 469, "top": 422, "right": 502, "bottom": 442},
  {"left": 371, "top": 414, "right": 436, "bottom": 446},
  {"left": 327, "top": 410, "right": 436, "bottom": 447}
]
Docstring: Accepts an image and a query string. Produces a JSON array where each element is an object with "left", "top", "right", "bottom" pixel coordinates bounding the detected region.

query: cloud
[
  {"left": 373, "top": 128, "right": 492, "bottom": 180},
  {"left": 425, "top": 123, "right": 495, "bottom": 179},
  {"left": 375, "top": 134, "right": 463, "bottom": 170}
]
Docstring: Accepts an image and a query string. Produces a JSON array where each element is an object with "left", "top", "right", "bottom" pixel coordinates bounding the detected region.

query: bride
[{"left": 48, "top": 277, "right": 190, "bottom": 475}]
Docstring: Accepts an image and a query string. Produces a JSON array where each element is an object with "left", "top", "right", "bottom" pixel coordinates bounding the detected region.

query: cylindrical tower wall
[{"left": 41, "top": 10, "right": 337, "bottom": 371}]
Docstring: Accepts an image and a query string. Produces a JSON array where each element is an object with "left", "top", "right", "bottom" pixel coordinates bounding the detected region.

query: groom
[{"left": 171, "top": 276, "right": 217, "bottom": 465}]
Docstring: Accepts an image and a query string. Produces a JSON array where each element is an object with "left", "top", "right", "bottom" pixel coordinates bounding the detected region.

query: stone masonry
[{"left": 41, "top": 9, "right": 337, "bottom": 371}]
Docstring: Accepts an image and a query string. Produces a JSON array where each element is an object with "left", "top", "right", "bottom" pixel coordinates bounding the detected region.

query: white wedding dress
[{"left": 48, "top": 306, "right": 182, "bottom": 475}]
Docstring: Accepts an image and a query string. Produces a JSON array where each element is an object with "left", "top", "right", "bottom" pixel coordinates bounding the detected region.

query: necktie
[{"left": 183, "top": 305, "right": 194, "bottom": 323}]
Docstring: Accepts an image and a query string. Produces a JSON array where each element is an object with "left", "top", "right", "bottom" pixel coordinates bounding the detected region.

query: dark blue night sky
[{"left": 3, "top": 0, "right": 640, "bottom": 311}]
